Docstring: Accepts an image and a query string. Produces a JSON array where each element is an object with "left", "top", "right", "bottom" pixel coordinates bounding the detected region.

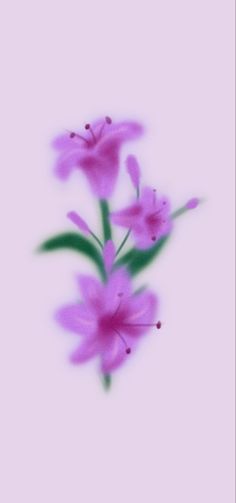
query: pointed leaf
[
  {"left": 99, "top": 200, "right": 112, "bottom": 242},
  {"left": 115, "top": 235, "right": 170, "bottom": 276},
  {"left": 38, "top": 232, "right": 106, "bottom": 280}
]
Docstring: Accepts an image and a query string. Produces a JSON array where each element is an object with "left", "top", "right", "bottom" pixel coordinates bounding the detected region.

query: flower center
[
  {"left": 68, "top": 116, "right": 112, "bottom": 147},
  {"left": 98, "top": 292, "right": 162, "bottom": 355},
  {"left": 146, "top": 201, "right": 168, "bottom": 242}
]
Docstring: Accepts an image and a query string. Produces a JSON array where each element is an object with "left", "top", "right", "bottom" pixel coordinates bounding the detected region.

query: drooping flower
[
  {"left": 52, "top": 117, "right": 144, "bottom": 199},
  {"left": 126, "top": 155, "right": 141, "bottom": 190},
  {"left": 55, "top": 268, "right": 158, "bottom": 374},
  {"left": 111, "top": 186, "right": 172, "bottom": 249}
]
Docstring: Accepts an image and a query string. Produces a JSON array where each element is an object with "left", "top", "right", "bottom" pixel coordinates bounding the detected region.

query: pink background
[{"left": 0, "top": 1, "right": 235, "bottom": 502}]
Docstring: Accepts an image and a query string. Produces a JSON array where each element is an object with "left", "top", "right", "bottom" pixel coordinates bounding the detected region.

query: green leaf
[
  {"left": 38, "top": 232, "right": 106, "bottom": 280},
  {"left": 115, "top": 229, "right": 131, "bottom": 257},
  {"left": 99, "top": 200, "right": 112, "bottom": 242},
  {"left": 115, "top": 235, "right": 170, "bottom": 276}
]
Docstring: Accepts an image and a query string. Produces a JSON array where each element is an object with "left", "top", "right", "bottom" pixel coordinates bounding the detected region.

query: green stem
[
  {"left": 102, "top": 373, "right": 112, "bottom": 391},
  {"left": 116, "top": 229, "right": 131, "bottom": 257},
  {"left": 114, "top": 186, "right": 139, "bottom": 257},
  {"left": 99, "top": 200, "right": 112, "bottom": 242},
  {"left": 89, "top": 231, "right": 104, "bottom": 249},
  {"left": 172, "top": 199, "right": 203, "bottom": 219},
  {"left": 171, "top": 206, "right": 188, "bottom": 219}
]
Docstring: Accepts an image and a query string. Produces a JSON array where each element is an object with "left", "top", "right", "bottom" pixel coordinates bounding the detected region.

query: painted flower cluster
[{"left": 40, "top": 116, "right": 200, "bottom": 389}]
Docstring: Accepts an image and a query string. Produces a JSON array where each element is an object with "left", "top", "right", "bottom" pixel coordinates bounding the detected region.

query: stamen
[
  {"left": 85, "top": 123, "right": 97, "bottom": 143},
  {"left": 68, "top": 130, "right": 89, "bottom": 144},
  {"left": 153, "top": 209, "right": 162, "bottom": 216},
  {"left": 121, "top": 321, "right": 162, "bottom": 330},
  {"left": 113, "top": 328, "right": 131, "bottom": 355},
  {"left": 111, "top": 293, "right": 124, "bottom": 319},
  {"left": 151, "top": 236, "right": 157, "bottom": 241},
  {"left": 153, "top": 189, "right": 157, "bottom": 205},
  {"left": 98, "top": 116, "right": 112, "bottom": 140}
]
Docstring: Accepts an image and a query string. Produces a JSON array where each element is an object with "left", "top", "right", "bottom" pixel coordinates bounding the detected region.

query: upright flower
[
  {"left": 52, "top": 117, "right": 143, "bottom": 198},
  {"left": 55, "top": 269, "right": 158, "bottom": 374},
  {"left": 111, "top": 186, "right": 172, "bottom": 249}
]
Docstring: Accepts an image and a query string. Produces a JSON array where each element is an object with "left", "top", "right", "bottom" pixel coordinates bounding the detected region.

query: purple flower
[
  {"left": 111, "top": 186, "right": 172, "bottom": 249},
  {"left": 55, "top": 269, "right": 158, "bottom": 374},
  {"left": 52, "top": 117, "right": 144, "bottom": 199}
]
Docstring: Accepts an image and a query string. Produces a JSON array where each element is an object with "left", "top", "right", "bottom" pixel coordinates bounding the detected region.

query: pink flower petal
[
  {"left": 111, "top": 203, "right": 142, "bottom": 228},
  {"left": 141, "top": 186, "right": 157, "bottom": 210},
  {"left": 80, "top": 152, "right": 119, "bottom": 198},
  {"left": 104, "top": 268, "right": 131, "bottom": 310},
  {"left": 158, "top": 196, "right": 172, "bottom": 215},
  {"left": 55, "top": 303, "right": 95, "bottom": 335},
  {"left": 103, "top": 240, "right": 115, "bottom": 274},
  {"left": 52, "top": 133, "right": 86, "bottom": 151},
  {"left": 70, "top": 337, "right": 99, "bottom": 364},
  {"left": 100, "top": 337, "right": 127, "bottom": 373},
  {"left": 126, "top": 155, "right": 141, "bottom": 188},
  {"left": 132, "top": 230, "right": 156, "bottom": 249},
  {"left": 54, "top": 148, "right": 84, "bottom": 180},
  {"left": 98, "top": 120, "right": 144, "bottom": 148},
  {"left": 78, "top": 275, "right": 105, "bottom": 313},
  {"left": 123, "top": 292, "right": 157, "bottom": 337}
]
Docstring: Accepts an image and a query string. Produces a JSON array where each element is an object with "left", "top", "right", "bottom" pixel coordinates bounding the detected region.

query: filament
[
  {"left": 85, "top": 123, "right": 97, "bottom": 143},
  {"left": 113, "top": 328, "right": 131, "bottom": 354}
]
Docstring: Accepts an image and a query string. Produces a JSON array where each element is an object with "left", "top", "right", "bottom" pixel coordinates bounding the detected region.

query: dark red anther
[
  {"left": 105, "top": 116, "right": 112, "bottom": 124},
  {"left": 126, "top": 348, "right": 131, "bottom": 354},
  {"left": 85, "top": 123, "right": 90, "bottom": 130},
  {"left": 151, "top": 236, "right": 157, "bottom": 241},
  {"left": 156, "top": 321, "right": 162, "bottom": 329},
  {"left": 69, "top": 132, "right": 76, "bottom": 138}
]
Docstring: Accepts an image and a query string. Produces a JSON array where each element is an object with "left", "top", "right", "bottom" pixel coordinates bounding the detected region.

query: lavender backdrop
[{"left": 0, "top": 1, "right": 234, "bottom": 502}]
